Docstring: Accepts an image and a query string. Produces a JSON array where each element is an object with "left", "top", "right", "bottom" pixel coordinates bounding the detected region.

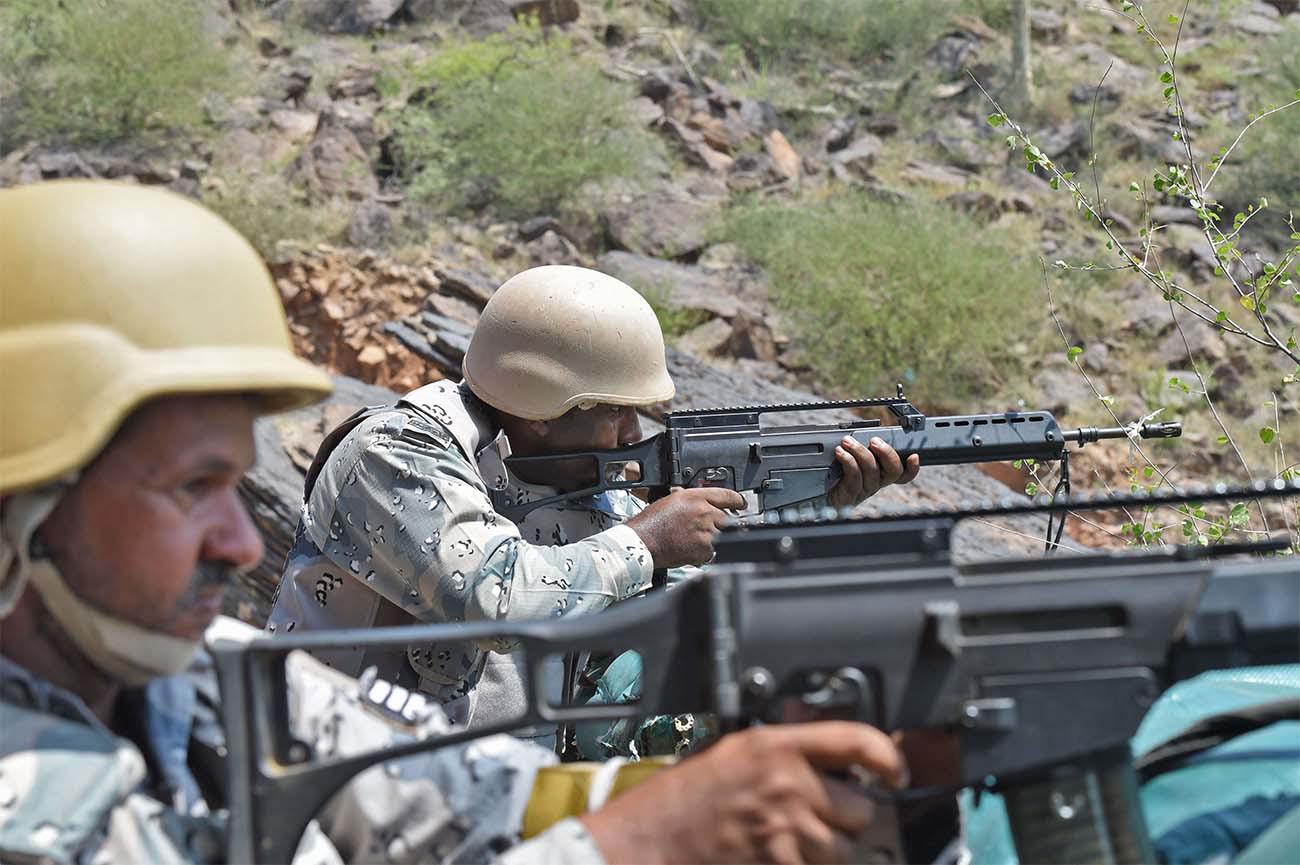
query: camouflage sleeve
[
  {"left": 305, "top": 410, "right": 655, "bottom": 644},
  {"left": 286, "top": 652, "right": 569, "bottom": 864},
  {"left": 494, "top": 819, "right": 606, "bottom": 865}
]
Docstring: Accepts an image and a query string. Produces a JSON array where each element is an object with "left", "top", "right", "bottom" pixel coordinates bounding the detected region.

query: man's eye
[{"left": 181, "top": 476, "right": 220, "bottom": 497}]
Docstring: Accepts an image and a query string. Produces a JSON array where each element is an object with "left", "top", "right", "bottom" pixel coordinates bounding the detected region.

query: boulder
[
  {"left": 458, "top": 0, "right": 516, "bottom": 36},
  {"left": 927, "top": 32, "right": 980, "bottom": 80},
  {"left": 831, "top": 133, "right": 883, "bottom": 180},
  {"left": 1158, "top": 324, "right": 1228, "bottom": 365},
  {"left": 729, "top": 309, "right": 779, "bottom": 363},
  {"left": 291, "top": 111, "right": 378, "bottom": 200},
  {"left": 1029, "top": 7, "right": 1068, "bottom": 42},
  {"left": 404, "top": 0, "right": 475, "bottom": 20},
  {"left": 509, "top": 0, "right": 580, "bottom": 26},
  {"left": 899, "top": 160, "right": 970, "bottom": 190},
  {"left": 1031, "top": 364, "right": 1097, "bottom": 414},
  {"left": 436, "top": 266, "right": 498, "bottom": 307},
  {"left": 269, "top": 109, "right": 319, "bottom": 143},
  {"left": 726, "top": 152, "right": 781, "bottom": 192},
  {"left": 348, "top": 199, "right": 393, "bottom": 248},
  {"left": 662, "top": 118, "right": 734, "bottom": 173},
  {"left": 598, "top": 251, "right": 763, "bottom": 320},
  {"left": 298, "top": 0, "right": 404, "bottom": 33},
  {"left": 677, "top": 318, "right": 734, "bottom": 357},
  {"left": 525, "top": 229, "right": 582, "bottom": 266},
  {"left": 765, "top": 129, "right": 801, "bottom": 181},
  {"left": 327, "top": 67, "right": 378, "bottom": 100},
  {"left": 600, "top": 189, "right": 718, "bottom": 259}
]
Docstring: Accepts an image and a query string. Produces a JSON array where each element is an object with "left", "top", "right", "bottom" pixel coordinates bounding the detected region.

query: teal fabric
[{"left": 964, "top": 665, "right": 1300, "bottom": 865}]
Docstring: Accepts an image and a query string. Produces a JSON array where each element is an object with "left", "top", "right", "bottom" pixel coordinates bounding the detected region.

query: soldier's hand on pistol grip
[{"left": 626, "top": 487, "right": 747, "bottom": 568}]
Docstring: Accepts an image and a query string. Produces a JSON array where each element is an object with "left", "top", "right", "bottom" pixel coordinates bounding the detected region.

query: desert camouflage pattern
[
  {"left": 266, "top": 381, "right": 671, "bottom": 746},
  {"left": 0, "top": 624, "right": 606, "bottom": 864}
]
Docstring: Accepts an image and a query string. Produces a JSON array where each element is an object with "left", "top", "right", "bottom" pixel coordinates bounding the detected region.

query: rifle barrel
[{"left": 1064, "top": 421, "right": 1183, "bottom": 444}]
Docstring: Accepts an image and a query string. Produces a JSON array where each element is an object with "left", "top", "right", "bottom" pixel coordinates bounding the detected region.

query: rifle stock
[{"left": 213, "top": 480, "right": 1299, "bottom": 864}]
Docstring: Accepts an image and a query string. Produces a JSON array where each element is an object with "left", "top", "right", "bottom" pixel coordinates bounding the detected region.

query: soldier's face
[
  {"left": 37, "top": 395, "right": 264, "bottom": 641},
  {"left": 540, "top": 403, "right": 644, "bottom": 452}
]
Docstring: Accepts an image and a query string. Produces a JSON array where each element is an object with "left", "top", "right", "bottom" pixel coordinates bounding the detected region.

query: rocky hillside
[{"left": 4, "top": 0, "right": 1297, "bottom": 591}]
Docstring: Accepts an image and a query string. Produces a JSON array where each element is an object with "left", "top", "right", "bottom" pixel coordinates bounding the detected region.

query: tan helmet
[
  {"left": 0, "top": 180, "right": 334, "bottom": 492},
  {"left": 462, "top": 265, "right": 674, "bottom": 420}
]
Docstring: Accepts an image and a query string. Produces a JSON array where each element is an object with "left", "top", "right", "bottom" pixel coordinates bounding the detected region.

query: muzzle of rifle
[{"left": 1064, "top": 422, "right": 1183, "bottom": 444}]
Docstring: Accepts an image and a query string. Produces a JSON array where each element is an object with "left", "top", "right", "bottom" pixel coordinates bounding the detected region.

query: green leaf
[
  {"left": 1229, "top": 503, "right": 1249, "bottom": 527},
  {"left": 1025, "top": 481, "right": 1039, "bottom": 497},
  {"left": 1159, "top": 71, "right": 1174, "bottom": 84},
  {"left": 1143, "top": 465, "right": 1155, "bottom": 479},
  {"left": 987, "top": 113, "right": 1005, "bottom": 127},
  {"left": 1260, "top": 426, "right": 1277, "bottom": 444},
  {"left": 1215, "top": 434, "right": 1229, "bottom": 445},
  {"left": 1129, "top": 181, "right": 1141, "bottom": 193},
  {"left": 1241, "top": 295, "right": 1257, "bottom": 311},
  {"left": 1067, "top": 345, "right": 1083, "bottom": 362},
  {"left": 1168, "top": 14, "right": 1179, "bottom": 24}
]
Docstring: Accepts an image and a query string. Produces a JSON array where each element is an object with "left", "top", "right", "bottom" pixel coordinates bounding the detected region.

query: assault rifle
[
  {"left": 496, "top": 387, "right": 1182, "bottom": 529},
  {"left": 212, "top": 479, "right": 1299, "bottom": 864}
]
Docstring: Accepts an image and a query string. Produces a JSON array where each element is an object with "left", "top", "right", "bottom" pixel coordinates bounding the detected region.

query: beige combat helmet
[
  {"left": 0, "top": 180, "right": 334, "bottom": 492},
  {"left": 462, "top": 265, "right": 675, "bottom": 420}
]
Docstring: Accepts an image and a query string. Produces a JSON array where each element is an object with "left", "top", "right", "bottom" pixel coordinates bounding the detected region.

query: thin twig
[
  {"left": 1167, "top": 301, "right": 1270, "bottom": 532},
  {"left": 1205, "top": 98, "right": 1300, "bottom": 192},
  {"left": 1087, "top": 61, "right": 1113, "bottom": 211}
]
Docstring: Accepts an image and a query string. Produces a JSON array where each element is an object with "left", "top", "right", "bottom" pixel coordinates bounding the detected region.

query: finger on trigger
[
  {"left": 704, "top": 487, "right": 747, "bottom": 510},
  {"left": 775, "top": 721, "right": 908, "bottom": 791}
]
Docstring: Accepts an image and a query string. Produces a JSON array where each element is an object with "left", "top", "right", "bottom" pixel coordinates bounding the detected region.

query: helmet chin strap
[
  {"left": 25, "top": 559, "right": 201, "bottom": 688},
  {"left": 0, "top": 485, "right": 67, "bottom": 618}
]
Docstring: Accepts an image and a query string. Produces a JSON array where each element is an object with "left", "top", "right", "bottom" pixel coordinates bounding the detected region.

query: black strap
[
  {"left": 301, "top": 404, "right": 393, "bottom": 501},
  {"left": 1134, "top": 697, "right": 1300, "bottom": 784}
]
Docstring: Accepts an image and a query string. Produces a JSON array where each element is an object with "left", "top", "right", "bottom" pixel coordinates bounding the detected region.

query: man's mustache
[{"left": 174, "top": 560, "right": 239, "bottom": 608}]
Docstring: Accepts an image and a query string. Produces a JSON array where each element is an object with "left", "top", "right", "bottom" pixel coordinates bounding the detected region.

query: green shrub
[
  {"left": 204, "top": 174, "right": 345, "bottom": 261},
  {"left": 0, "top": 0, "right": 235, "bottom": 147},
  {"left": 1218, "top": 23, "right": 1300, "bottom": 245},
  {"left": 720, "top": 194, "right": 1038, "bottom": 404},
  {"left": 389, "top": 26, "right": 657, "bottom": 218},
  {"left": 691, "top": 0, "right": 949, "bottom": 68}
]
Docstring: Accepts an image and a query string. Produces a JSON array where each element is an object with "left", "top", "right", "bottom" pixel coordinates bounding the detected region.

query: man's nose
[
  {"left": 201, "top": 489, "right": 265, "bottom": 571},
  {"left": 618, "top": 408, "right": 643, "bottom": 446}
]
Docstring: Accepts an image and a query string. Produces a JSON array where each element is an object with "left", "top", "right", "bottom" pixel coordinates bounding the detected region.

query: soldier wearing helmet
[
  {"left": 0, "top": 180, "right": 911, "bottom": 865},
  {"left": 267, "top": 263, "right": 920, "bottom": 753}
]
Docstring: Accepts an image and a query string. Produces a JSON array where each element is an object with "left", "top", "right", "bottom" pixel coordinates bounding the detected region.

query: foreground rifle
[
  {"left": 496, "top": 387, "right": 1183, "bottom": 526},
  {"left": 213, "top": 480, "right": 1299, "bottom": 864}
]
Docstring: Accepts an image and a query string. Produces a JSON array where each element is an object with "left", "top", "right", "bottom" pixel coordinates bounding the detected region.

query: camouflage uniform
[
  {"left": 0, "top": 618, "right": 605, "bottom": 864},
  {"left": 268, "top": 381, "right": 695, "bottom": 753}
]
